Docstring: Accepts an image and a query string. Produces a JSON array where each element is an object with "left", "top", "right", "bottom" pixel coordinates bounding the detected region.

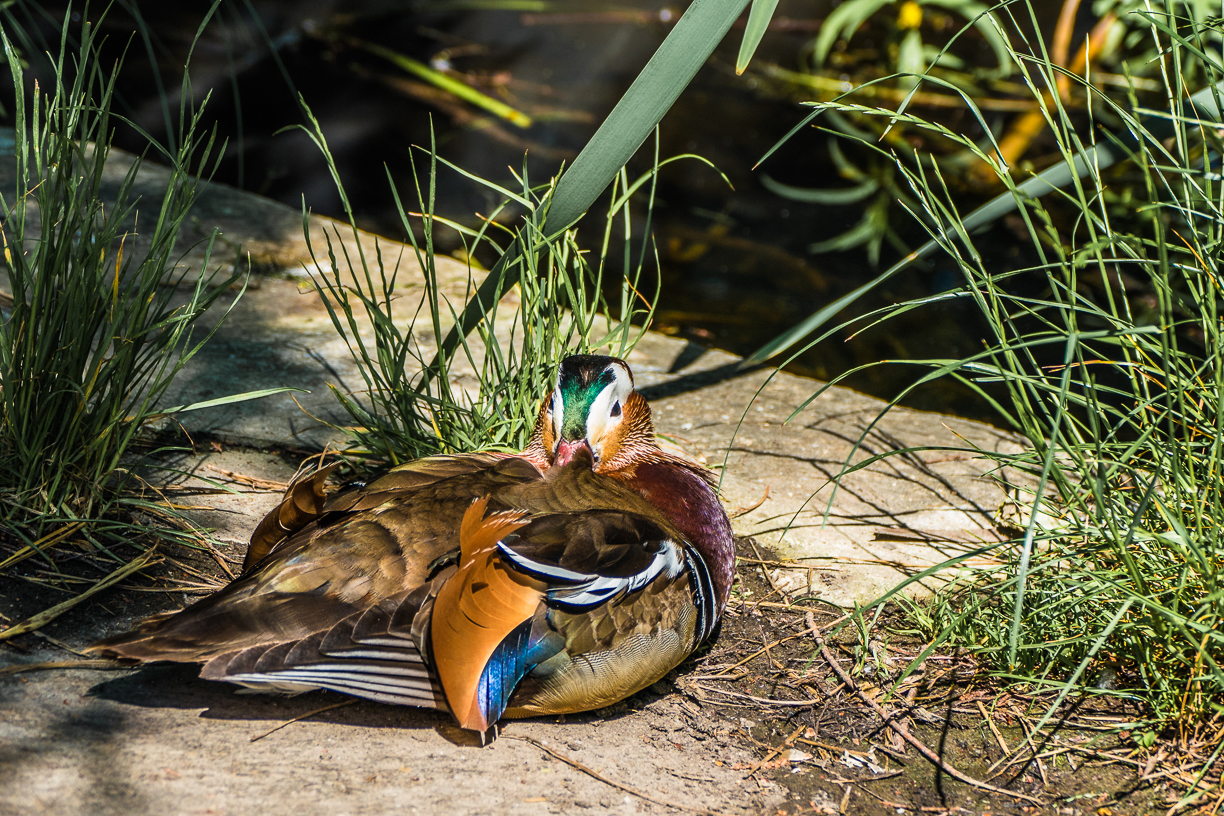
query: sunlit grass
[
  {"left": 0, "top": 9, "right": 287, "bottom": 632},
  {"left": 774, "top": 1, "right": 1224, "bottom": 743},
  {"left": 0, "top": 18, "right": 234, "bottom": 523},
  {"left": 299, "top": 113, "right": 686, "bottom": 461}
]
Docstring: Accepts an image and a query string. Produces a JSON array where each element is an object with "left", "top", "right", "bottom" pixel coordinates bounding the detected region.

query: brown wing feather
[
  {"left": 197, "top": 587, "right": 448, "bottom": 710},
  {"left": 429, "top": 497, "right": 540, "bottom": 731},
  {"left": 244, "top": 463, "right": 339, "bottom": 573},
  {"left": 88, "top": 450, "right": 712, "bottom": 729},
  {"left": 89, "top": 455, "right": 544, "bottom": 664}
]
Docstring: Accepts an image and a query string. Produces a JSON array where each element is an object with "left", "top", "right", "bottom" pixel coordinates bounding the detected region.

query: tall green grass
[
  {"left": 300, "top": 114, "right": 703, "bottom": 460},
  {"left": 280, "top": 0, "right": 770, "bottom": 461},
  {"left": 0, "top": 10, "right": 289, "bottom": 628},
  {"left": 790, "top": 3, "right": 1224, "bottom": 734},
  {"left": 428, "top": 0, "right": 753, "bottom": 373},
  {"left": 0, "top": 18, "right": 242, "bottom": 532}
]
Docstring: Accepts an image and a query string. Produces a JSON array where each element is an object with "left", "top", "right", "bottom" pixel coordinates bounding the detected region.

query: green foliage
[
  {"left": 434, "top": 0, "right": 751, "bottom": 375},
  {"left": 354, "top": 38, "right": 533, "bottom": 128},
  {"left": 742, "top": 7, "right": 1224, "bottom": 367},
  {"left": 811, "top": 0, "right": 1013, "bottom": 81},
  {"left": 0, "top": 18, "right": 242, "bottom": 531},
  {"left": 737, "top": 0, "right": 783, "bottom": 74},
  {"left": 300, "top": 115, "right": 690, "bottom": 462},
  {"left": 1091, "top": 0, "right": 1223, "bottom": 80},
  {"left": 337, "top": 0, "right": 763, "bottom": 459},
  {"left": 795, "top": 4, "right": 1224, "bottom": 728},
  {"left": 763, "top": 132, "right": 920, "bottom": 265}
]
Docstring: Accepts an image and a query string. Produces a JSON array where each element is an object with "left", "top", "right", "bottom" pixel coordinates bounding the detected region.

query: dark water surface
[{"left": 8, "top": 0, "right": 1028, "bottom": 422}]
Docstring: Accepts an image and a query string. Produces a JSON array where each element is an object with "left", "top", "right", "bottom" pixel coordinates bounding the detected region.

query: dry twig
[
  {"left": 504, "top": 734, "right": 727, "bottom": 815},
  {"left": 742, "top": 723, "right": 806, "bottom": 778},
  {"left": 730, "top": 485, "right": 770, "bottom": 517},
  {"left": 249, "top": 700, "right": 356, "bottom": 742},
  {"left": 697, "top": 685, "right": 822, "bottom": 708},
  {"left": 0, "top": 659, "right": 128, "bottom": 676},
  {"left": 805, "top": 611, "right": 1043, "bottom": 805},
  {"left": 205, "top": 465, "right": 289, "bottom": 492},
  {"left": 978, "top": 699, "right": 1012, "bottom": 775},
  {"left": 0, "top": 549, "right": 162, "bottom": 642}
]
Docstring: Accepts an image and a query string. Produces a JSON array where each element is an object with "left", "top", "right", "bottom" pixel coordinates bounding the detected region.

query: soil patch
[{"left": 695, "top": 552, "right": 1177, "bottom": 816}]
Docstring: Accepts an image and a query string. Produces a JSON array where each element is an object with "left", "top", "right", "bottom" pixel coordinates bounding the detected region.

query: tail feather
[
  {"left": 197, "top": 594, "right": 446, "bottom": 710},
  {"left": 245, "top": 463, "right": 339, "bottom": 573},
  {"left": 88, "top": 611, "right": 178, "bottom": 661}
]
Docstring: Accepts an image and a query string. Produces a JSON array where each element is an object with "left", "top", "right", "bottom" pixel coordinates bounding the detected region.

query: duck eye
[{"left": 610, "top": 401, "right": 622, "bottom": 418}]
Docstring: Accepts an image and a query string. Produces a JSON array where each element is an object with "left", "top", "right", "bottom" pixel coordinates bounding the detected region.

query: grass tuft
[
  {"left": 0, "top": 8, "right": 292, "bottom": 632},
  {"left": 0, "top": 15, "right": 240, "bottom": 531},
  {"left": 778, "top": 0, "right": 1224, "bottom": 741},
  {"left": 298, "top": 115, "right": 671, "bottom": 462}
]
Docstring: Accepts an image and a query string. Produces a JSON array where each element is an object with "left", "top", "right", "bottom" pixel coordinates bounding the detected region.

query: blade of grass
[
  {"left": 353, "top": 38, "right": 533, "bottom": 128},
  {"left": 0, "top": 549, "right": 162, "bottom": 642},
  {"left": 429, "top": 0, "right": 751, "bottom": 379},
  {"left": 736, "top": 0, "right": 781, "bottom": 75},
  {"left": 742, "top": 78, "right": 1224, "bottom": 367}
]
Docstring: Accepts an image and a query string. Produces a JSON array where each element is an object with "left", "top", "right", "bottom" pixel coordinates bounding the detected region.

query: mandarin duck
[{"left": 90, "top": 355, "right": 735, "bottom": 733}]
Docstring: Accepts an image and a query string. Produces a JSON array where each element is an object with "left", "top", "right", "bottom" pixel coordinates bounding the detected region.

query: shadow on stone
[
  {"left": 0, "top": 686, "right": 146, "bottom": 816},
  {"left": 87, "top": 663, "right": 452, "bottom": 731}
]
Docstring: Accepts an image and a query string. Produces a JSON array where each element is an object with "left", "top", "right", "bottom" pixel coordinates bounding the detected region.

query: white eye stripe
[
  {"left": 585, "top": 365, "right": 634, "bottom": 440},
  {"left": 608, "top": 362, "right": 632, "bottom": 393}
]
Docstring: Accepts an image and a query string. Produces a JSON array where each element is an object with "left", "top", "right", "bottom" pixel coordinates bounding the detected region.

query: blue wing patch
[{"left": 476, "top": 618, "right": 563, "bottom": 726}]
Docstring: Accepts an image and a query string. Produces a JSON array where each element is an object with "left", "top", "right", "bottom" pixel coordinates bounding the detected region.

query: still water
[{"left": 10, "top": 0, "right": 1031, "bottom": 421}]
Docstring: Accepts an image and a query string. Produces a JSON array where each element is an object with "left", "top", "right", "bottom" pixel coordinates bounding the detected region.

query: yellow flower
[{"left": 897, "top": 0, "right": 923, "bottom": 30}]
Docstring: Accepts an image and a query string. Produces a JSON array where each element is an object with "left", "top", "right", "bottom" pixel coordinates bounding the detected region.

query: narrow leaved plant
[
  {"left": 778, "top": 2, "right": 1224, "bottom": 741},
  {"left": 0, "top": 9, "right": 291, "bottom": 591},
  {"left": 297, "top": 113, "right": 715, "bottom": 461}
]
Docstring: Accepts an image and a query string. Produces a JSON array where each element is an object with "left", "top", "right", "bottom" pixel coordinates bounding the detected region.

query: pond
[{"left": 8, "top": 0, "right": 1080, "bottom": 423}]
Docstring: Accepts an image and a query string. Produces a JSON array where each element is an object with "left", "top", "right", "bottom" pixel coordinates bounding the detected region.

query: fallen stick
[
  {"left": 805, "top": 612, "right": 1043, "bottom": 806},
  {"left": 742, "top": 723, "right": 806, "bottom": 778},
  {"left": 505, "top": 734, "right": 727, "bottom": 816},
  {"left": 978, "top": 699, "right": 1010, "bottom": 758},
  {"left": 0, "top": 549, "right": 161, "bottom": 642},
  {"left": 0, "top": 659, "right": 128, "bottom": 676},
  {"left": 249, "top": 700, "right": 355, "bottom": 742},
  {"left": 205, "top": 464, "right": 289, "bottom": 492},
  {"left": 703, "top": 632, "right": 807, "bottom": 677},
  {"left": 697, "top": 685, "right": 821, "bottom": 708}
]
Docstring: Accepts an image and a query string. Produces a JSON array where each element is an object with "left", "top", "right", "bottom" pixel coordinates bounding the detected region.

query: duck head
[{"left": 531, "top": 355, "right": 656, "bottom": 472}]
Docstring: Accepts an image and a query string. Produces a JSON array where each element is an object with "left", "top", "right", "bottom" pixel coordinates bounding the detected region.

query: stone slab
[
  {"left": 0, "top": 661, "right": 766, "bottom": 816},
  {"left": 3, "top": 145, "right": 1023, "bottom": 608},
  {"left": 1, "top": 142, "right": 1026, "bottom": 816}
]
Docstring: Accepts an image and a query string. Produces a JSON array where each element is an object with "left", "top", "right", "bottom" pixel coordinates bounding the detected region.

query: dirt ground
[
  {"left": 0, "top": 477, "right": 1176, "bottom": 816},
  {"left": 689, "top": 563, "right": 1169, "bottom": 816}
]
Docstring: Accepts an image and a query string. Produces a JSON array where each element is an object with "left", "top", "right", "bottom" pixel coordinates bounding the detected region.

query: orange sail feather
[{"left": 429, "top": 497, "right": 540, "bottom": 731}]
